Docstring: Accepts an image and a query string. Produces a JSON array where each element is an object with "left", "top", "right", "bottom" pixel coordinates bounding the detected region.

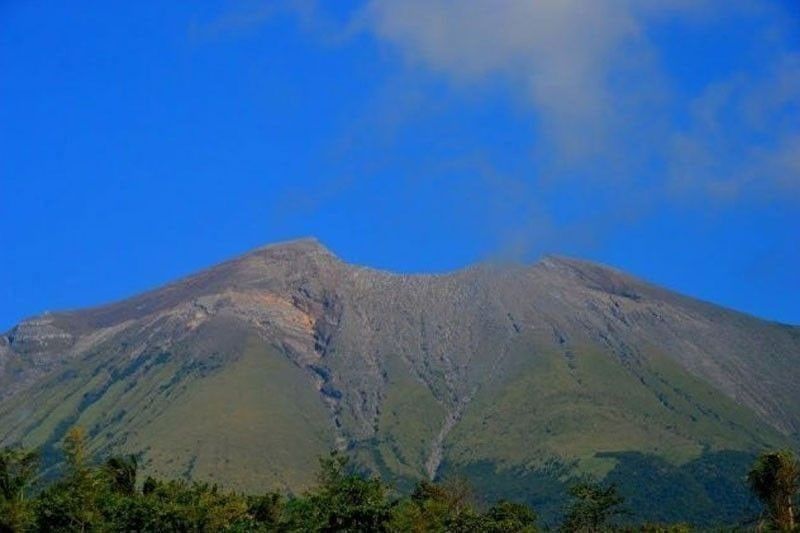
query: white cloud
[
  {"left": 671, "top": 54, "right": 800, "bottom": 202},
  {"left": 360, "top": 1, "right": 703, "bottom": 162},
  {"left": 194, "top": 0, "right": 799, "bottom": 204},
  {"left": 357, "top": 0, "right": 799, "bottom": 201}
]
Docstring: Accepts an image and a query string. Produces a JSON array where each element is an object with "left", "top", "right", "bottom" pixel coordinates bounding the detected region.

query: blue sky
[{"left": 1, "top": 0, "right": 799, "bottom": 330}]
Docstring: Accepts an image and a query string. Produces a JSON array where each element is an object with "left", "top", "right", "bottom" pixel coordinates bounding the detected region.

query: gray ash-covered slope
[{"left": 2, "top": 238, "right": 799, "bottom": 522}]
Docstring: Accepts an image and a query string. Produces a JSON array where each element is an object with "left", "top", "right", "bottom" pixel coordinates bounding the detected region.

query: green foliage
[
  {"left": 2, "top": 431, "right": 795, "bottom": 532},
  {"left": 446, "top": 451, "right": 765, "bottom": 527},
  {"left": 482, "top": 500, "right": 538, "bottom": 532},
  {"left": 437, "top": 458, "right": 573, "bottom": 524},
  {"left": 103, "top": 455, "right": 138, "bottom": 496},
  {"left": 617, "top": 525, "right": 692, "bottom": 533},
  {"left": 602, "top": 450, "right": 761, "bottom": 526},
  {"left": 35, "top": 427, "right": 104, "bottom": 531},
  {"left": 0, "top": 447, "right": 39, "bottom": 532},
  {"left": 246, "top": 492, "right": 283, "bottom": 527},
  {"left": 747, "top": 449, "right": 799, "bottom": 531},
  {"left": 282, "top": 451, "right": 394, "bottom": 532},
  {"left": 389, "top": 478, "right": 475, "bottom": 532},
  {"left": 561, "top": 480, "right": 627, "bottom": 532},
  {"left": 388, "top": 478, "right": 537, "bottom": 532}
]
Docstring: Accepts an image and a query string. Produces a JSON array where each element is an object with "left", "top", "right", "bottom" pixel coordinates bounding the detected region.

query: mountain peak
[
  {"left": 237, "top": 237, "right": 338, "bottom": 267},
  {"left": 2, "top": 236, "right": 799, "bottom": 527},
  {"left": 252, "top": 237, "right": 333, "bottom": 256}
]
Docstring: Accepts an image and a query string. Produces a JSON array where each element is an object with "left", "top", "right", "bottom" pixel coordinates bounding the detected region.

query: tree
[
  {"left": 247, "top": 491, "right": 283, "bottom": 528},
  {"left": 561, "top": 480, "right": 627, "bottom": 532},
  {"left": 0, "top": 447, "right": 39, "bottom": 532},
  {"left": 103, "top": 455, "right": 138, "bottom": 496},
  {"left": 748, "top": 449, "right": 799, "bottom": 531},
  {"left": 483, "top": 500, "right": 538, "bottom": 532},
  {"left": 390, "top": 479, "right": 537, "bottom": 533},
  {"left": 141, "top": 476, "right": 157, "bottom": 496},
  {"left": 389, "top": 478, "right": 477, "bottom": 532},
  {"left": 423, "top": 477, "right": 474, "bottom": 519},
  {"left": 285, "top": 451, "right": 393, "bottom": 532},
  {"left": 35, "top": 427, "right": 103, "bottom": 532}
]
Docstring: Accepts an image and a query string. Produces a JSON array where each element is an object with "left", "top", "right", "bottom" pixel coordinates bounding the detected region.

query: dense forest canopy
[{"left": 0, "top": 428, "right": 798, "bottom": 532}]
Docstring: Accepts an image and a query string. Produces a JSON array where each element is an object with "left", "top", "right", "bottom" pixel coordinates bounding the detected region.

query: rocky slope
[{"left": 2, "top": 238, "right": 799, "bottom": 523}]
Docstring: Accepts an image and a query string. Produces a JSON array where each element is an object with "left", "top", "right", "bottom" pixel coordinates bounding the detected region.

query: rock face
[{"left": 1, "top": 238, "right": 799, "bottom": 522}]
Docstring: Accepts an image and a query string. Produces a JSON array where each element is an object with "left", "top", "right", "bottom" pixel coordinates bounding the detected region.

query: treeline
[{"left": 1, "top": 428, "right": 798, "bottom": 532}]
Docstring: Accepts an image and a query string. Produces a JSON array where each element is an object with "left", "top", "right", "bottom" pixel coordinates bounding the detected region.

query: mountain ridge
[
  {"left": 7, "top": 238, "right": 793, "bottom": 329},
  {"left": 1, "top": 238, "right": 798, "bottom": 523}
]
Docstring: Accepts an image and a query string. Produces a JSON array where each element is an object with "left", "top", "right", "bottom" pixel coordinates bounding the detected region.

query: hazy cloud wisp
[{"left": 358, "top": 0, "right": 800, "bottom": 200}]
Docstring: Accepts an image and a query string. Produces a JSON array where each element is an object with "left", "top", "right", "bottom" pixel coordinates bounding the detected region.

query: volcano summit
[{"left": 2, "top": 239, "right": 798, "bottom": 523}]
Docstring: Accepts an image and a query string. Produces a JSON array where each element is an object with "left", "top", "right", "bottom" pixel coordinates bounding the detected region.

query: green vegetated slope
[
  {"left": 440, "top": 341, "right": 788, "bottom": 524},
  {"left": 449, "top": 343, "right": 784, "bottom": 469},
  {"left": 0, "top": 317, "right": 333, "bottom": 492},
  {"left": 131, "top": 334, "right": 333, "bottom": 491},
  {"left": 1, "top": 238, "right": 799, "bottom": 526},
  {"left": 364, "top": 353, "right": 447, "bottom": 486}
]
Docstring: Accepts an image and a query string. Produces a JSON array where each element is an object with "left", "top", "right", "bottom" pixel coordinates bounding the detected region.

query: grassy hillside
[
  {"left": 0, "top": 319, "right": 334, "bottom": 490},
  {"left": 447, "top": 343, "right": 786, "bottom": 471}
]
